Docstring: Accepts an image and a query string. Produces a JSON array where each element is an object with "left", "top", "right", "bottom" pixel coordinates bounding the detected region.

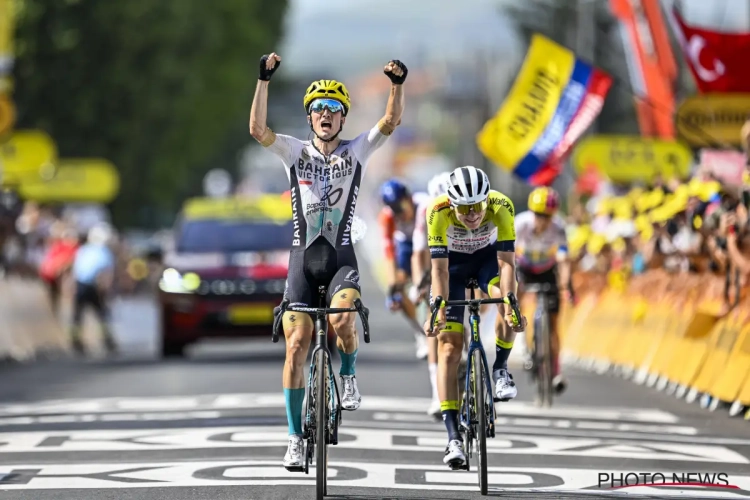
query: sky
[{"left": 278, "top": 0, "right": 521, "bottom": 78}]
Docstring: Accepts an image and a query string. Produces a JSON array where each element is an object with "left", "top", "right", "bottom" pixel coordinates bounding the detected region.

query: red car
[{"left": 158, "top": 196, "right": 294, "bottom": 358}]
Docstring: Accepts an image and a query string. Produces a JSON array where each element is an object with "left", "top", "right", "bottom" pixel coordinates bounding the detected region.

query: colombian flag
[{"left": 477, "top": 35, "right": 612, "bottom": 186}]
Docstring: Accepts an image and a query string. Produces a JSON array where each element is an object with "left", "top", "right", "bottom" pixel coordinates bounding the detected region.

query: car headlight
[
  {"left": 159, "top": 268, "right": 201, "bottom": 293},
  {"left": 265, "top": 279, "right": 287, "bottom": 294}
]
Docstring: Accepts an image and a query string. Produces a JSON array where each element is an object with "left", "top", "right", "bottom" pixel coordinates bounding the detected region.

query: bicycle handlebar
[
  {"left": 428, "top": 293, "right": 523, "bottom": 332},
  {"left": 271, "top": 298, "right": 371, "bottom": 344}
]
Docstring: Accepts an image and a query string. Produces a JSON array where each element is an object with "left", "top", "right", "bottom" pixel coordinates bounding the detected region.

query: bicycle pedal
[{"left": 448, "top": 460, "right": 468, "bottom": 471}]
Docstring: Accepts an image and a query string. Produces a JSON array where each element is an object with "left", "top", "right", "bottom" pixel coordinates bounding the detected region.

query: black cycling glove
[
  {"left": 384, "top": 60, "right": 408, "bottom": 85},
  {"left": 259, "top": 55, "right": 280, "bottom": 81}
]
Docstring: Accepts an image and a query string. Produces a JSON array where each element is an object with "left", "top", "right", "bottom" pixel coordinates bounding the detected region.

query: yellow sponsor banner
[
  {"left": 572, "top": 135, "right": 693, "bottom": 183},
  {"left": 183, "top": 195, "right": 292, "bottom": 222},
  {"left": 0, "top": 130, "right": 58, "bottom": 185},
  {"left": 675, "top": 93, "right": 750, "bottom": 147},
  {"left": 0, "top": 94, "right": 14, "bottom": 136},
  {"left": 0, "top": 0, "right": 14, "bottom": 72},
  {"left": 477, "top": 34, "right": 576, "bottom": 169},
  {"left": 17, "top": 158, "right": 120, "bottom": 203}
]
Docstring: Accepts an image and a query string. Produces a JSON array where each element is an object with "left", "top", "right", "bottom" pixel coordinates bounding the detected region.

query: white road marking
[
  {"left": 0, "top": 426, "right": 744, "bottom": 463},
  {"left": 372, "top": 412, "right": 699, "bottom": 435},
  {"left": 0, "top": 460, "right": 748, "bottom": 496},
  {"left": 0, "top": 393, "right": 680, "bottom": 423}
]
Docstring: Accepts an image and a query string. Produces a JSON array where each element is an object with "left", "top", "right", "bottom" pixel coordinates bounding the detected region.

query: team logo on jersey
[
  {"left": 427, "top": 201, "right": 451, "bottom": 225},
  {"left": 345, "top": 269, "right": 359, "bottom": 283},
  {"left": 296, "top": 157, "right": 354, "bottom": 182},
  {"left": 319, "top": 184, "right": 344, "bottom": 205},
  {"left": 489, "top": 196, "right": 514, "bottom": 216}
]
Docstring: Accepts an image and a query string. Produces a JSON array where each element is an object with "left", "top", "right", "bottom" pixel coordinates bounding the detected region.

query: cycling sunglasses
[
  {"left": 308, "top": 98, "right": 345, "bottom": 114},
  {"left": 452, "top": 201, "right": 487, "bottom": 215}
]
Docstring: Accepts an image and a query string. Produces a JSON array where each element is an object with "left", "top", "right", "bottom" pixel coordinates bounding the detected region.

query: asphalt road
[{"left": 0, "top": 264, "right": 749, "bottom": 499}]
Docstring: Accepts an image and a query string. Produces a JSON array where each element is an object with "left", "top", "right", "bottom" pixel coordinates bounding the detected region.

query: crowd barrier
[
  {"left": 0, "top": 278, "right": 70, "bottom": 362},
  {"left": 558, "top": 269, "right": 750, "bottom": 420}
]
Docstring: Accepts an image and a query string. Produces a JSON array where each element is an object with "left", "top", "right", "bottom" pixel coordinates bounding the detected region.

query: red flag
[{"left": 671, "top": 6, "right": 750, "bottom": 93}]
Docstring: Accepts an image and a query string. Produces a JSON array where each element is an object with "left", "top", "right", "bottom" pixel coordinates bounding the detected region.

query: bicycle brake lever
[
  {"left": 506, "top": 292, "right": 522, "bottom": 328},
  {"left": 271, "top": 299, "right": 289, "bottom": 343},
  {"left": 354, "top": 298, "right": 371, "bottom": 344},
  {"left": 429, "top": 296, "right": 444, "bottom": 333}
]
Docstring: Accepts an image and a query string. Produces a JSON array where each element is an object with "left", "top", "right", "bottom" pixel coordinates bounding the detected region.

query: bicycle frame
[
  {"left": 304, "top": 291, "right": 341, "bottom": 446},
  {"left": 461, "top": 285, "right": 497, "bottom": 437},
  {"left": 271, "top": 290, "right": 370, "bottom": 474},
  {"left": 525, "top": 282, "right": 554, "bottom": 405}
]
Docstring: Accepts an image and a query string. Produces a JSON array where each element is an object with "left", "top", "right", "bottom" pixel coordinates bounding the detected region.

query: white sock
[{"left": 428, "top": 363, "right": 439, "bottom": 402}]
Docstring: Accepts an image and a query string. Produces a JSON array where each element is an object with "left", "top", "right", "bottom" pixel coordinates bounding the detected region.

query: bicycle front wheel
[
  {"left": 315, "top": 349, "right": 328, "bottom": 499},
  {"left": 472, "top": 349, "right": 488, "bottom": 494}
]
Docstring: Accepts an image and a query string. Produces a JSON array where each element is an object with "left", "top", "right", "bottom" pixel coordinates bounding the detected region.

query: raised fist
[
  {"left": 259, "top": 53, "right": 282, "bottom": 81},
  {"left": 384, "top": 59, "right": 408, "bottom": 85}
]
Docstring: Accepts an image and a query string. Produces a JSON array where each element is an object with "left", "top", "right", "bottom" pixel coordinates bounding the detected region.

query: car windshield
[{"left": 176, "top": 219, "right": 293, "bottom": 253}]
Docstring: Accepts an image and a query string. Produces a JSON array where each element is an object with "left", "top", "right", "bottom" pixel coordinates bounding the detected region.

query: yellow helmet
[
  {"left": 527, "top": 187, "right": 560, "bottom": 215},
  {"left": 303, "top": 79, "right": 351, "bottom": 115}
]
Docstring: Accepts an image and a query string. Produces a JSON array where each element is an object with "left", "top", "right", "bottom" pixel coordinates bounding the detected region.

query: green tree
[{"left": 12, "top": 0, "right": 288, "bottom": 227}]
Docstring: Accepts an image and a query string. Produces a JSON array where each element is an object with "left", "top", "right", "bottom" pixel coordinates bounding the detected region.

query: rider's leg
[
  {"left": 282, "top": 312, "right": 314, "bottom": 436},
  {"left": 546, "top": 286, "right": 566, "bottom": 392},
  {"left": 328, "top": 265, "right": 364, "bottom": 410},
  {"left": 437, "top": 327, "right": 464, "bottom": 441},
  {"left": 482, "top": 258, "right": 519, "bottom": 400},
  {"left": 427, "top": 331, "right": 441, "bottom": 416},
  {"left": 330, "top": 286, "right": 360, "bottom": 372}
]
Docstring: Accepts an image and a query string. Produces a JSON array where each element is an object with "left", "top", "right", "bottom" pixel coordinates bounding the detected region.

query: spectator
[
  {"left": 39, "top": 223, "right": 80, "bottom": 317},
  {"left": 70, "top": 222, "right": 117, "bottom": 355}
]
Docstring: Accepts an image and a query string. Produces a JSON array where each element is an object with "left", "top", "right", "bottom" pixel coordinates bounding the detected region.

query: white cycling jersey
[
  {"left": 514, "top": 210, "right": 568, "bottom": 273},
  {"left": 265, "top": 125, "right": 389, "bottom": 249}
]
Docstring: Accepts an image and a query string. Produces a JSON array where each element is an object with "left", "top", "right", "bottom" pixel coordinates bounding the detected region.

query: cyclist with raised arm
[
  {"left": 515, "top": 186, "right": 572, "bottom": 395},
  {"left": 249, "top": 52, "right": 407, "bottom": 471},
  {"left": 424, "top": 166, "right": 527, "bottom": 468},
  {"left": 378, "top": 179, "right": 432, "bottom": 360}
]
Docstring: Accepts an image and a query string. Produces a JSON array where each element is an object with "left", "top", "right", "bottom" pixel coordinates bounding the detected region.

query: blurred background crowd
[{"left": 2, "top": 0, "right": 750, "bottom": 352}]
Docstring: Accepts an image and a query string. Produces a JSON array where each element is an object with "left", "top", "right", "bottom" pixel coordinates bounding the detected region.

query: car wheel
[{"left": 161, "top": 339, "right": 187, "bottom": 358}]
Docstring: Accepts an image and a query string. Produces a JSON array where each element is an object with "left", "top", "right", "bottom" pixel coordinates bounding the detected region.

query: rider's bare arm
[
  {"left": 379, "top": 210, "right": 399, "bottom": 287},
  {"left": 496, "top": 251, "right": 518, "bottom": 300},
  {"left": 378, "top": 83, "right": 405, "bottom": 136},
  {"left": 411, "top": 250, "right": 429, "bottom": 290},
  {"left": 431, "top": 257, "right": 449, "bottom": 302},
  {"left": 249, "top": 80, "right": 276, "bottom": 147}
]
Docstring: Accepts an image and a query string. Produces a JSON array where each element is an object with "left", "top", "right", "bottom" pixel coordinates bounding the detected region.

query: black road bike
[
  {"left": 429, "top": 281, "right": 523, "bottom": 495},
  {"left": 272, "top": 286, "right": 370, "bottom": 500}
]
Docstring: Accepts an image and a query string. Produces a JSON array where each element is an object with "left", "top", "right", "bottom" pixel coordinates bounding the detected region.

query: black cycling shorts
[
  {"left": 517, "top": 266, "right": 560, "bottom": 314},
  {"left": 430, "top": 245, "right": 500, "bottom": 334},
  {"left": 284, "top": 238, "right": 361, "bottom": 313}
]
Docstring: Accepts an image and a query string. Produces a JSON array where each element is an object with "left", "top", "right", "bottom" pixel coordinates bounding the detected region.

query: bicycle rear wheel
[
  {"left": 535, "top": 308, "right": 553, "bottom": 407},
  {"left": 472, "top": 349, "right": 488, "bottom": 494},
  {"left": 315, "top": 349, "right": 328, "bottom": 499}
]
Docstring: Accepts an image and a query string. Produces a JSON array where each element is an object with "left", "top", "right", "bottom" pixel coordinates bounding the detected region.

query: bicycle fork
[{"left": 460, "top": 314, "right": 496, "bottom": 438}]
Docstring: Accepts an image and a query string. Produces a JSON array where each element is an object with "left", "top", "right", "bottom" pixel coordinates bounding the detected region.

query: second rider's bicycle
[
  {"left": 429, "top": 279, "right": 523, "bottom": 496},
  {"left": 272, "top": 286, "right": 370, "bottom": 500},
  {"left": 524, "top": 282, "right": 555, "bottom": 408}
]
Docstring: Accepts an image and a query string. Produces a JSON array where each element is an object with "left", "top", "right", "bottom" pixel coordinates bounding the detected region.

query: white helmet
[
  {"left": 427, "top": 172, "right": 452, "bottom": 198},
  {"left": 446, "top": 166, "right": 490, "bottom": 205}
]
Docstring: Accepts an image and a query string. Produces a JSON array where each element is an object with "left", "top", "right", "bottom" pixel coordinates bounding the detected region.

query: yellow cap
[
  {"left": 611, "top": 237, "right": 627, "bottom": 253},
  {"left": 586, "top": 234, "right": 607, "bottom": 255}
]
